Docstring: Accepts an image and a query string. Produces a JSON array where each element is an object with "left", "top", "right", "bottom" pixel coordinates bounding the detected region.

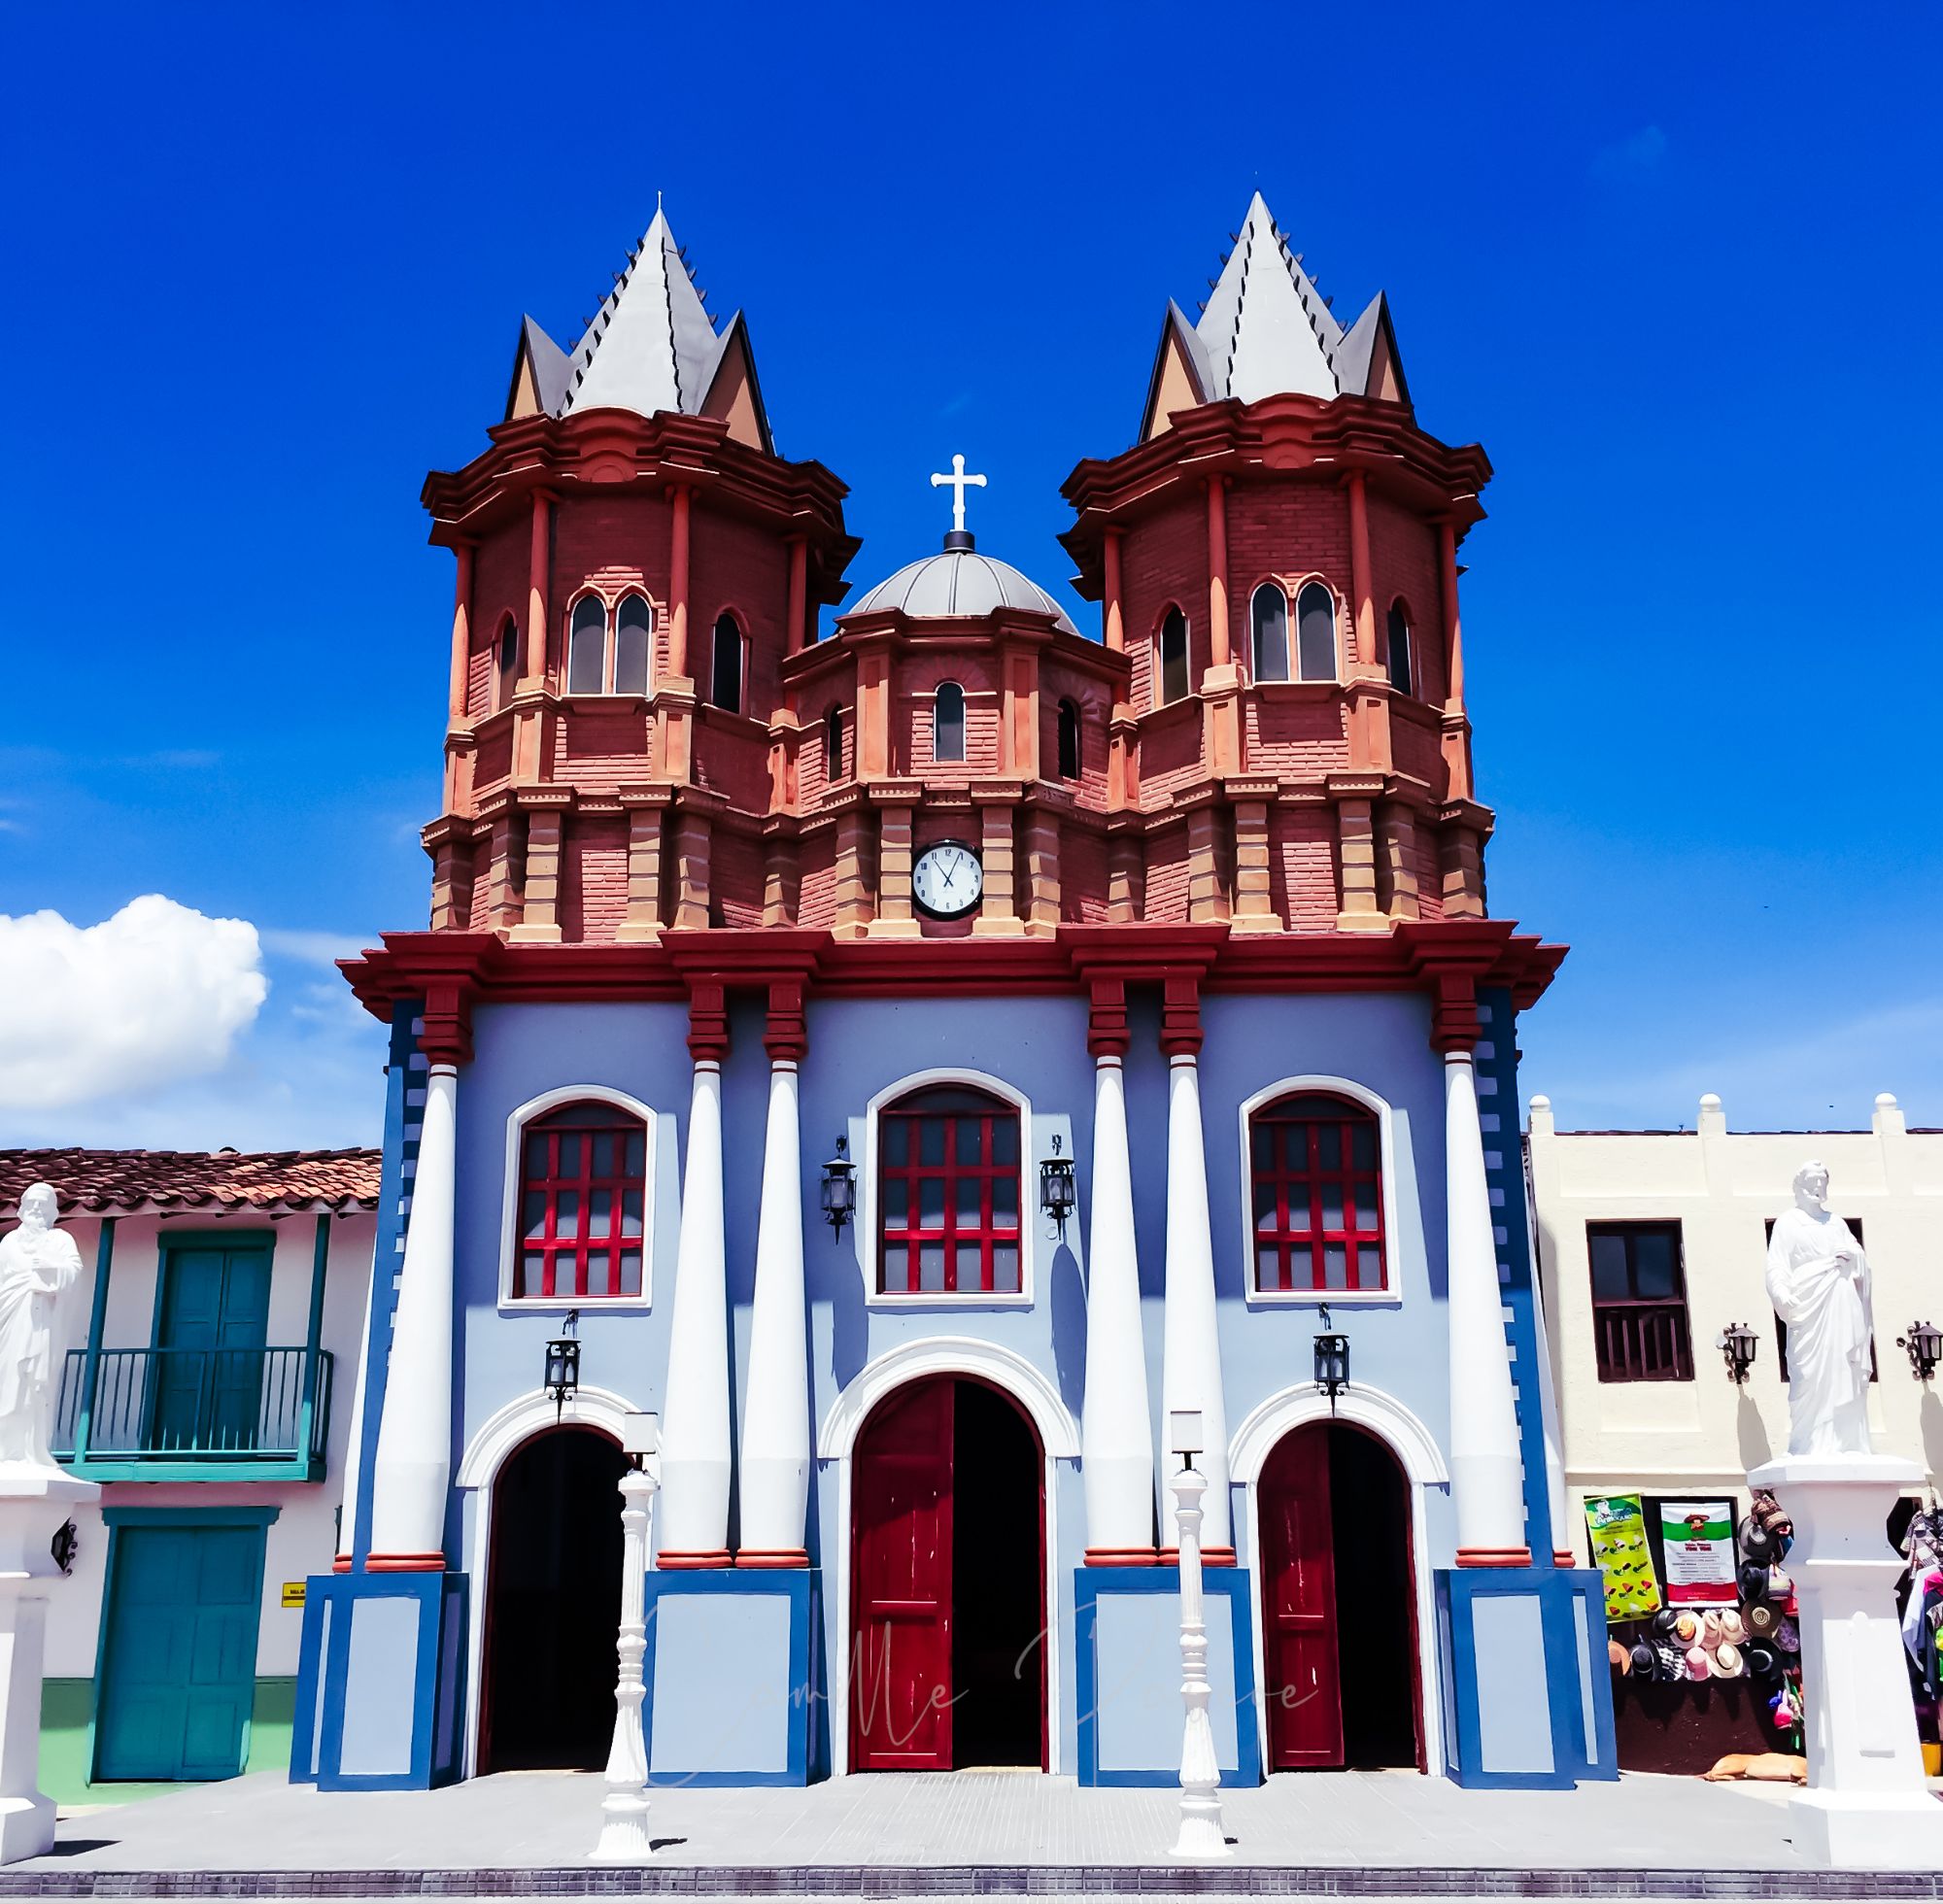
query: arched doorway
[
  {"left": 1259, "top": 1420, "right": 1419, "bottom": 1771},
  {"left": 479, "top": 1425, "right": 628, "bottom": 1771},
  {"left": 850, "top": 1376, "right": 1045, "bottom": 1771}
]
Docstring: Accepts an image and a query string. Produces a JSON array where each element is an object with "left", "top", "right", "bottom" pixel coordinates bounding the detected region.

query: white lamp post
[
  {"left": 1168, "top": 1408, "right": 1232, "bottom": 1861},
  {"left": 591, "top": 1410, "right": 659, "bottom": 1864}
]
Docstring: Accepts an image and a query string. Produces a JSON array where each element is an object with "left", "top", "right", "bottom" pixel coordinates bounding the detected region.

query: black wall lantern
[
  {"left": 545, "top": 1309, "right": 582, "bottom": 1420},
  {"left": 1039, "top": 1135, "right": 1076, "bottom": 1234},
  {"left": 1898, "top": 1320, "right": 1943, "bottom": 1382},
  {"left": 1313, "top": 1305, "right": 1349, "bottom": 1410},
  {"left": 1718, "top": 1321, "right": 1758, "bottom": 1384},
  {"left": 820, "top": 1137, "right": 856, "bottom": 1235}
]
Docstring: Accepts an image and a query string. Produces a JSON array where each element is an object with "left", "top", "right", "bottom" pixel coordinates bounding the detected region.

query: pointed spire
[
  {"left": 1330, "top": 291, "right": 1412, "bottom": 410},
  {"left": 504, "top": 316, "right": 572, "bottom": 422},
  {"left": 559, "top": 207, "right": 768, "bottom": 443}
]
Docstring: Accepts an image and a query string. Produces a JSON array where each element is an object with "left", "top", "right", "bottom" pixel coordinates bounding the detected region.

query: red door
[
  {"left": 851, "top": 1378, "right": 954, "bottom": 1769},
  {"left": 1260, "top": 1423, "right": 1344, "bottom": 1768}
]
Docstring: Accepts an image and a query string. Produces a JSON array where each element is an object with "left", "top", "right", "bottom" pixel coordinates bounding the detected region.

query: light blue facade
[{"left": 298, "top": 979, "right": 1614, "bottom": 1790}]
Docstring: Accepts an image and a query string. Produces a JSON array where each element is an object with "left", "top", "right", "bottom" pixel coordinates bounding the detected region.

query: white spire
[
  {"left": 1197, "top": 191, "right": 1343, "bottom": 404},
  {"left": 563, "top": 209, "right": 724, "bottom": 421}
]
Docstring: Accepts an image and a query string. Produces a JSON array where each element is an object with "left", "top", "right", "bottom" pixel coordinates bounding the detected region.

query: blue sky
[{"left": 3, "top": 2, "right": 1937, "bottom": 1149}]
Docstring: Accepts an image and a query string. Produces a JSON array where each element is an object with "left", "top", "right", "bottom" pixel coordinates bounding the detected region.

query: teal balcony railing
[{"left": 53, "top": 1345, "right": 332, "bottom": 1480}]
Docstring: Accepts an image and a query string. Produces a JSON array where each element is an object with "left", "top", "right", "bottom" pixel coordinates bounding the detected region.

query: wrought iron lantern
[
  {"left": 1898, "top": 1320, "right": 1943, "bottom": 1382},
  {"left": 1039, "top": 1134, "right": 1076, "bottom": 1233},
  {"left": 1313, "top": 1305, "right": 1350, "bottom": 1409},
  {"left": 820, "top": 1137, "right": 857, "bottom": 1234},
  {"left": 51, "top": 1521, "right": 77, "bottom": 1577},
  {"left": 545, "top": 1309, "right": 582, "bottom": 1420},
  {"left": 1718, "top": 1321, "right": 1758, "bottom": 1384}
]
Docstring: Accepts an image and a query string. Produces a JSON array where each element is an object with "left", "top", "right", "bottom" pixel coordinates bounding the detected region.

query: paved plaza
[{"left": 12, "top": 1765, "right": 1857, "bottom": 1887}]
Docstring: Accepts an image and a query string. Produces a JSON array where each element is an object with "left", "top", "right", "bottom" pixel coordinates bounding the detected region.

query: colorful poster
[
  {"left": 1585, "top": 1494, "right": 1661, "bottom": 1621},
  {"left": 1658, "top": 1499, "right": 1739, "bottom": 1606}
]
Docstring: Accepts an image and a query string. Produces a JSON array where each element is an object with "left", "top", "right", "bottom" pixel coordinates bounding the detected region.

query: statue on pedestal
[
  {"left": 1765, "top": 1162, "right": 1872, "bottom": 1458},
  {"left": 0, "top": 1186, "right": 81, "bottom": 1473}
]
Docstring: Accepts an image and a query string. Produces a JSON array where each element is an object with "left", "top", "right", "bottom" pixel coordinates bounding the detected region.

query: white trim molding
[
  {"left": 818, "top": 1336, "right": 1079, "bottom": 1462},
  {"left": 1236, "top": 1072, "right": 1406, "bottom": 1309},
  {"left": 496, "top": 1083, "right": 659, "bottom": 1312},
  {"left": 852, "top": 1067, "right": 1044, "bottom": 1310},
  {"left": 1228, "top": 1378, "right": 1449, "bottom": 1777}
]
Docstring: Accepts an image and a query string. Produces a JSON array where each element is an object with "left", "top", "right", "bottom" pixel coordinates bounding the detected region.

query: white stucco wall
[{"left": 1527, "top": 1091, "right": 1943, "bottom": 1560}]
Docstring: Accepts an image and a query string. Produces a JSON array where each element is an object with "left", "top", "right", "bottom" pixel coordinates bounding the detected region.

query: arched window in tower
[
  {"left": 1249, "top": 1091, "right": 1385, "bottom": 1294},
  {"left": 1296, "top": 582, "right": 1338, "bottom": 683},
  {"left": 568, "top": 596, "right": 607, "bottom": 696},
  {"left": 709, "top": 614, "right": 743, "bottom": 713},
  {"left": 1056, "top": 698, "right": 1080, "bottom": 780},
  {"left": 1250, "top": 584, "right": 1290, "bottom": 683},
  {"left": 934, "top": 681, "right": 967, "bottom": 763},
  {"left": 1158, "top": 607, "right": 1189, "bottom": 704},
  {"left": 495, "top": 615, "right": 520, "bottom": 708},
  {"left": 825, "top": 703, "right": 846, "bottom": 783},
  {"left": 614, "top": 594, "right": 652, "bottom": 697},
  {"left": 1386, "top": 602, "right": 1415, "bottom": 697},
  {"left": 878, "top": 1083, "right": 1022, "bottom": 1295}
]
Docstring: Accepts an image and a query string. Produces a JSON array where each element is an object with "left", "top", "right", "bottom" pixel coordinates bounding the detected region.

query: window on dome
[
  {"left": 516, "top": 1100, "right": 647, "bottom": 1300},
  {"left": 825, "top": 704, "right": 846, "bottom": 782},
  {"left": 1251, "top": 585, "right": 1289, "bottom": 683},
  {"left": 615, "top": 594, "right": 652, "bottom": 696},
  {"left": 568, "top": 596, "right": 607, "bottom": 696},
  {"left": 1159, "top": 608, "right": 1189, "bottom": 704},
  {"left": 1296, "top": 583, "right": 1337, "bottom": 683},
  {"left": 1249, "top": 1092, "right": 1385, "bottom": 1294},
  {"left": 495, "top": 615, "right": 520, "bottom": 708},
  {"left": 1386, "top": 603, "right": 1414, "bottom": 697},
  {"left": 934, "top": 681, "right": 967, "bottom": 763},
  {"left": 878, "top": 1085, "right": 1022, "bottom": 1296},
  {"left": 709, "top": 614, "right": 743, "bottom": 713},
  {"left": 1056, "top": 698, "right": 1080, "bottom": 780}
]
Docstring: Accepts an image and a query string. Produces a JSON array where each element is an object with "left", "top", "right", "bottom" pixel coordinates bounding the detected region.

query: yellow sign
[{"left": 281, "top": 1581, "right": 307, "bottom": 1609}]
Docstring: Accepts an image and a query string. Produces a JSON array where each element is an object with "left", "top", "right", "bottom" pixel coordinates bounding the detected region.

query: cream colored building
[{"left": 1526, "top": 1091, "right": 1943, "bottom": 1560}]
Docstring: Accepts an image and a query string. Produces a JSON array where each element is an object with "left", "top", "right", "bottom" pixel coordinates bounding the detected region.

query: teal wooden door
[
  {"left": 154, "top": 1244, "right": 271, "bottom": 1452},
  {"left": 95, "top": 1524, "right": 263, "bottom": 1781}
]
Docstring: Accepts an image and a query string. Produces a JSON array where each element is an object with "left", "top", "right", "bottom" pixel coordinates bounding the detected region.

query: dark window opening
[
  {"left": 1297, "top": 583, "right": 1337, "bottom": 681},
  {"left": 1588, "top": 1221, "right": 1693, "bottom": 1380},
  {"left": 1055, "top": 698, "right": 1079, "bottom": 780},
  {"left": 709, "top": 614, "right": 743, "bottom": 713},
  {"left": 614, "top": 594, "right": 652, "bottom": 696},
  {"left": 1386, "top": 603, "right": 1414, "bottom": 697},
  {"left": 1159, "top": 608, "right": 1189, "bottom": 704},
  {"left": 568, "top": 596, "right": 606, "bottom": 695},
  {"left": 934, "top": 681, "right": 967, "bottom": 763},
  {"left": 1251, "top": 585, "right": 1289, "bottom": 682},
  {"left": 825, "top": 704, "right": 846, "bottom": 782}
]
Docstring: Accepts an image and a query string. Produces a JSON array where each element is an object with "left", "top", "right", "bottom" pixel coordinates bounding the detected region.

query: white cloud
[
  {"left": 0, "top": 896, "right": 268, "bottom": 1110},
  {"left": 260, "top": 928, "right": 370, "bottom": 967}
]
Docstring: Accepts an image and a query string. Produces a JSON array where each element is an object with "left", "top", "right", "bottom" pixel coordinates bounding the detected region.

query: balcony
[{"left": 53, "top": 1345, "right": 333, "bottom": 1481}]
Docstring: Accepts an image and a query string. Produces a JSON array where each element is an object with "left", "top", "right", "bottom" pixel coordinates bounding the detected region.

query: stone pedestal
[
  {"left": 1748, "top": 1454, "right": 1939, "bottom": 1868},
  {"left": 0, "top": 1469, "right": 99, "bottom": 1863}
]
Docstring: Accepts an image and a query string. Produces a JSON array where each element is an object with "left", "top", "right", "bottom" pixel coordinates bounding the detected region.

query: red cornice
[{"left": 337, "top": 920, "right": 1566, "bottom": 1044}]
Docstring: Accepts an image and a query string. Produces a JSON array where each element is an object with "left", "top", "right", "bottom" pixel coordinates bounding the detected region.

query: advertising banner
[
  {"left": 1585, "top": 1494, "right": 1661, "bottom": 1621},
  {"left": 1658, "top": 1498, "right": 1739, "bottom": 1606}
]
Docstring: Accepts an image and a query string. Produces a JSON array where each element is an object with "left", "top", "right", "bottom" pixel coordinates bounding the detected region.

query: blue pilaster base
[
  {"left": 1075, "top": 1566, "right": 1261, "bottom": 1787},
  {"left": 291, "top": 1570, "right": 468, "bottom": 1790},
  {"left": 643, "top": 1568, "right": 814, "bottom": 1785},
  {"left": 1438, "top": 1565, "right": 1617, "bottom": 1788}
]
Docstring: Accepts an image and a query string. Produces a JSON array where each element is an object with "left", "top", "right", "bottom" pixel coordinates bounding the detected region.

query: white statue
[
  {"left": 1765, "top": 1161, "right": 1872, "bottom": 1457},
  {"left": 0, "top": 1187, "right": 81, "bottom": 1472}
]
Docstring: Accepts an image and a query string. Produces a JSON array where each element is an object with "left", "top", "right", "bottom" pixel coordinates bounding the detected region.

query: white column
[
  {"left": 739, "top": 1061, "right": 810, "bottom": 1562},
  {"left": 1081, "top": 1054, "right": 1155, "bottom": 1559},
  {"left": 1444, "top": 1051, "right": 1526, "bottom": 1561},
  {"left": 658, "top": 1060, "right": 733, "bottom": 1561},
  {"left": 1168, "top": 1454, "right": 1231, "bottom": 1860},
  {"left": 1162, "top": 1055, "right": 1230, "bottom": 1551},
  {"left": 370, "top": 1063, "right": 457, "bottom": 1563},
  {"left": 591, "top": 1461, "right": 657, "bottom": 1862}
]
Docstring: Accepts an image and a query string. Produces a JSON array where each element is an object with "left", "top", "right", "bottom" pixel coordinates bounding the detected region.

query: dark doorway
[
  {"left": 481, "top": 1427, "right": 628, "bottom": 1771},
  {"left": 1260, "top": 1421, "right": 1418, "bottom": 1771},
  {"left": 849, "top": 1377, "right": 1045, "bottom": 1771}
]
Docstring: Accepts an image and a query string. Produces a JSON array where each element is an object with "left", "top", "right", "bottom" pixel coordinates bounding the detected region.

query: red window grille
[
  {"left": 1249, "top": 1094, "right": 1385, "bottom": 1293},
  {"left": 1587, "top": 1222, "right": 1692, "bottom": 1380},
  {"left": 516, "top": 1102, "right": 647, "bottom": 1300},
  {"left": 879, "top": 1086, "right": 1022, "bottom": 1295}
]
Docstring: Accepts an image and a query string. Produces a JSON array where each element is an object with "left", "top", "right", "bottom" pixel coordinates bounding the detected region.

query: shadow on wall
[
  {"left": 1047, "top": 1236, "right": 1085, "bottom": 1417},
  {"left": 1735, "top": 1390, "right": 1773, "bottom": 1473},
  {"left": 1921, "top": 1389, "right": 1943, "bottom": 1486}
]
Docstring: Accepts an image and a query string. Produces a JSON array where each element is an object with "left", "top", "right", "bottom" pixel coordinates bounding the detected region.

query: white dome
[{"left": 846, "top": 540, "right": 1076, "bottom": 634}]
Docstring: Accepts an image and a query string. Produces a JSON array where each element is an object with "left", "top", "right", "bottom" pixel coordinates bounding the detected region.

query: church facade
[{"left": 295, "top": 196, "right": 1614, "bottom": 1791}]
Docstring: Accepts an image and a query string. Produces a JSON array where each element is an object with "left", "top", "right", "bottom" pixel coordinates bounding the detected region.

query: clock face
[{"left": 912, "top": 841, "right": 984, "bottom": 919}]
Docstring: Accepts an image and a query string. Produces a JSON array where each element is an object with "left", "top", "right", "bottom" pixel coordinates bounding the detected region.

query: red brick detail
[
  {"left": 1085, "top": 976, "right": 1130, "bottom": 1059},
  {"left": 685, "top": 980, "right": 730, "bottom": 1064},
  {"left": 766, "top": 978, "right": 808, "bottom": 1065},
  {"left": 1159, "top": 973, "right": 1203, "bottom": 1058}
]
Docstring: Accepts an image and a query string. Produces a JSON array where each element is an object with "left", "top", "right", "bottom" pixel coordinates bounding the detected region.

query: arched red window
[
  {"left": 1249, "top": 1092, "right": 1384, "bottom": 1293},
  {"left": 516, "top": 1101, "right": 647, "bottom": 1299},
  {"left": 878, "top": 1085, "right": 1021, "bottom": 1295}
]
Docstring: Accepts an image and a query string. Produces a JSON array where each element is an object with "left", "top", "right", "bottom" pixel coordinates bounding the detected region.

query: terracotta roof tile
[{"left": 0, "top": 1148, "right": 381, "bottom": 1218}]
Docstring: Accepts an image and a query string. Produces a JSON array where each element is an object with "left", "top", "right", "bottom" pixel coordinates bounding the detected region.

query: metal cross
[{"left": 930, "top": 453, "right": 987, "bottom": 534}]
